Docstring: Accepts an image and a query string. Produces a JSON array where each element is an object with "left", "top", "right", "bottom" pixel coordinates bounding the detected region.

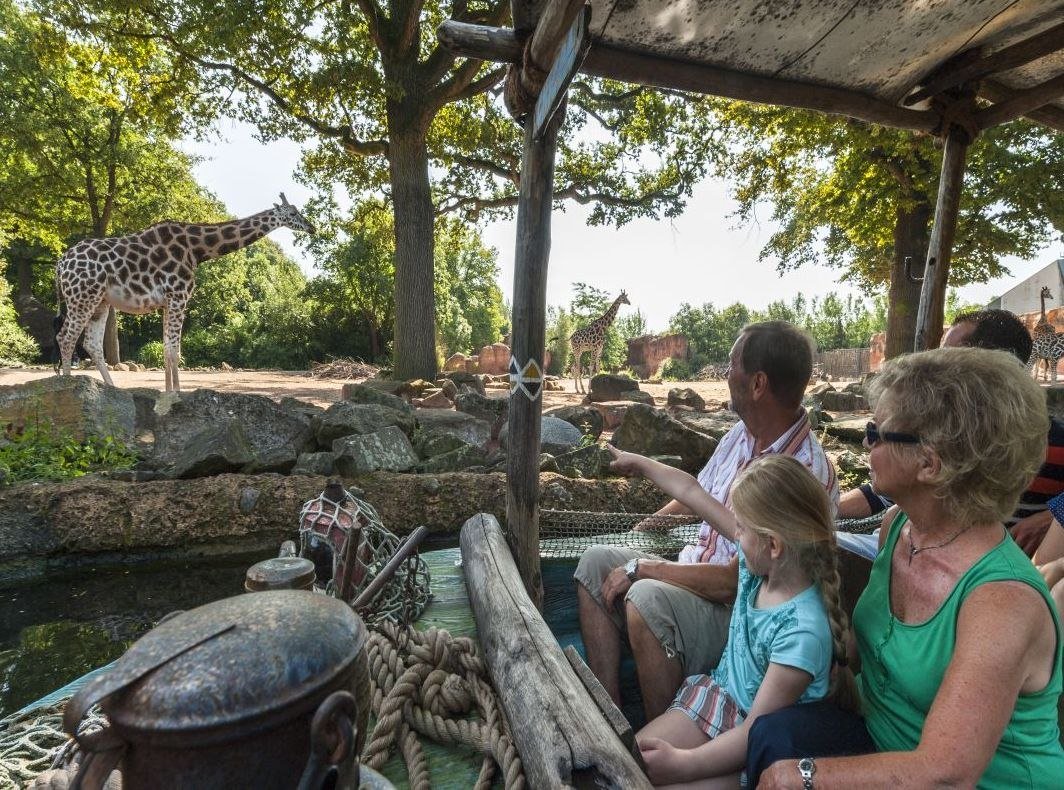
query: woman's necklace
[{"left": 906, "top": 523, "right": 972, "bottom": 565}]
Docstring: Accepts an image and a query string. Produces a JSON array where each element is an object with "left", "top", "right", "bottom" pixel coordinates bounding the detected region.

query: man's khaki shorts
[{"left": 574, "top": 544, "right": 732, "bottom": 675}]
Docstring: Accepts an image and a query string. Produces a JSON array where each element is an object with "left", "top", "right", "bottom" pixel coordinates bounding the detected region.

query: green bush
[
  {"left": 0, "top": 422, "right": 137, "bottom": 484},
  {"left": 0, "top": 277, "right": 38, "bottom": 363},
  {"left": 138, "top": 340, "right": 166, "bottom": 368},
  {"left": 660, "top": 358, "right": 693, "bottom": 381}
]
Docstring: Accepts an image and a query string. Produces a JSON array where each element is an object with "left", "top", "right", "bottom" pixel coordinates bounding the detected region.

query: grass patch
[{"left": 0, "top": 421, "right": 137, "bottom": 484}]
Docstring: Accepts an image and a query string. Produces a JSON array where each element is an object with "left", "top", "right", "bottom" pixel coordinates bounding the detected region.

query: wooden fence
[{"left": 815, "top": 348, "right": 871, "bottom": 379}]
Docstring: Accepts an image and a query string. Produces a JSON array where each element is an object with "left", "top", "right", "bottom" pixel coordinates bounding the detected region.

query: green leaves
[{"left": 0, "top": 421, "right": 137, "bottom": 484}]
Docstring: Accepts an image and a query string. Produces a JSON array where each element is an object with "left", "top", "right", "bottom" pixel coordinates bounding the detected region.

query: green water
[{"left": 1, "top": 553, "right": 265, "bottom": 716}]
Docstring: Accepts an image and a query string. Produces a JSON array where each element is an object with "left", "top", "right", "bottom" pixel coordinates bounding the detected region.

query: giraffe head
[
  {"left": 273, "top": 193, "right": 316, "bottom": 234},
  {"left": 1043, "top": 286, "right": 1055, "bottom": 301},
  {"left": 618, "top": 290, "right": 630, "bottom": 306}
]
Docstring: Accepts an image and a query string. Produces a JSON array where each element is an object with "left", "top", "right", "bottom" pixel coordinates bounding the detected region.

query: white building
[{"left": 990, "top": 258, "right": 1064, "bottom": 316}]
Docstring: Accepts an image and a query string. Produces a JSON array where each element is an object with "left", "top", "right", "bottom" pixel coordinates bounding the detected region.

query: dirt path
[{"left": 0, "top": 367, "right": 743, "bottom": 409}]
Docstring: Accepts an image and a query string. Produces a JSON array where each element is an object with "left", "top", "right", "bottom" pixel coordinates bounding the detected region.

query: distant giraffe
[
  {"left": 55, "top": 194, "right": 314, "bottom": 392},
  {"left": 1028, "top": 285, "right": 1064, "bottom": 382},
  {"left": 568, "top": 291, "right": 630, "bottom": 393}
]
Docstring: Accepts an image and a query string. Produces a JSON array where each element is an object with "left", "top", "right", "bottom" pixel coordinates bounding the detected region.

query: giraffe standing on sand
[
  {"left": 568, "top": 291, "right": 630, "bottom": 393},
  {"left": 1028, "top": 285, "right": 1064, "bottom": 382},
  {"left": 55, "top": 194, "right": 314, "bottom": 392}
]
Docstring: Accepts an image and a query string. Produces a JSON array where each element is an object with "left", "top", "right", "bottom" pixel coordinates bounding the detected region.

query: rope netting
[{"left": 539, "top": 509, "right": 883, "bottom": 559}]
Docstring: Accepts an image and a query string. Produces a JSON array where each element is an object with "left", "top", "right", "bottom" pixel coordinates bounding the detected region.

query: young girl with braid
[{"left": 606, "top": 447, "right": 858, "bottom": 788}]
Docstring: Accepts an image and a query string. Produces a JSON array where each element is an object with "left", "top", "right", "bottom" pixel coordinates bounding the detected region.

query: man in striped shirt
[{"left": 575, "top": 321, "right": 839, "bottom": 721}]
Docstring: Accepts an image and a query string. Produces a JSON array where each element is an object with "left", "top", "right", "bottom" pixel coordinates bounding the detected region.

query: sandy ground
[{"left": 0, "top": 366, "right": 744, "bottom": 409}]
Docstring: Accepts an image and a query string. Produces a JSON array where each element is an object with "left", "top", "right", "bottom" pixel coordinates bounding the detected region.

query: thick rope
[{"left": 361, "top": 622, "right": 525, "bottom": 790}]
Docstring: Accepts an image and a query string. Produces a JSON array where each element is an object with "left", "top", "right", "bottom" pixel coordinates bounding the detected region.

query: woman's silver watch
[
  {"left": 797, "top": 757, "right": 816, "bottom": 789},
  {"left": 624, "top": 557, "right": 640, "bottom": 581}
]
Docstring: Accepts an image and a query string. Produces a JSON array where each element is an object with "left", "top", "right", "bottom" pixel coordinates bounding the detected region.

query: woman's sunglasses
[{"left": 865, "top": 421, "right": 921, "bottom": 446}]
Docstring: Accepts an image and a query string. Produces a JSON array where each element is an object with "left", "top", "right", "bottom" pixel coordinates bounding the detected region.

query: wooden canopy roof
[{"left": 496, "top": 0, "right": 1064, "bottom": 135}]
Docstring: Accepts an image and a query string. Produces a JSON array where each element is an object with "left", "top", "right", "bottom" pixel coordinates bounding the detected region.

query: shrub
[
  {"left": 138, "top": 340, "right": 166, "bottom": 368},
  {"left": 0, "top": 421, "right": 137, "bottom": 484},
  {"left": 660, "top": 358, "right": 693, "bottom": 381}
]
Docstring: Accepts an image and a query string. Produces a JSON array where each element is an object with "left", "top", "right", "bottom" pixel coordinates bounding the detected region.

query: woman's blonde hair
[
  {"left": 731, "top": 455, "right": 860, "bottom": 713},
  {"left": 868, "top": 347, "right": 1047, "bottom": 524}
]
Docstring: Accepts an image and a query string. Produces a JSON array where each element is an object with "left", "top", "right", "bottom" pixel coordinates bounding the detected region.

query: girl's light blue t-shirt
[{"left": 711, "top": 548, "right": 834, "bottom": 713}]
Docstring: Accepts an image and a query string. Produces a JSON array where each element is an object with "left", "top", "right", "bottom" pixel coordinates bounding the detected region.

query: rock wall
[
  {"left": 0, "top": 472, "right": 667, "bottom": 583},
  {"left": 626, "top": 334, "right": 687, "bottom": 378}
]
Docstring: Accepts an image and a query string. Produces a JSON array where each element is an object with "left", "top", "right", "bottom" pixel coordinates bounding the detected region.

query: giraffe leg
[
  {"left": 82, "top": 308, "right": 114, "bottom": 387},
  {"left": 163, "top": 298, "right": 188, "bottom": 393},
  {"left": 1054, "top": 355, "right": 1059, "bottom": 384},
  {"left": 56, "top": 304, "right": 94, "bottom": 378}
]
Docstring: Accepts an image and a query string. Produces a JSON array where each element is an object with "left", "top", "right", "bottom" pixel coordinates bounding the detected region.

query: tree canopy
[
  {"left": 42, "top": 0, "right": 720, "bottom": 379},
  {"left": 711, "top": 101, "right": 1064, "bottom": 356}
]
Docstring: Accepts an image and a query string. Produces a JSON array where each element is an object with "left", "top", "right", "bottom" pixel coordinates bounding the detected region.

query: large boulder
[
  {"left": 0, "top": 375, "right": 135, "bottom": 442},
  {"left": 455, "top": 391, "right": 509, "bottom": 439},
  {"left": 443, "top": 353, "right": 470, "bottom": 373},
  {"left": 590, "top": 401, "right": 633, "bottom": 431},
  {"left": 291, "top": 452, "right": 338, "bottom": 476},
  {"left": 332, "top": 426, "right": 419, "bottom": 474},
  {"left": 315, "top": 402, "right": 415, "bottom": 446},
  {"left": 619, "top": 389, "right": 655, "bottom": 405},
  {"left": 545, "top": 405, "right": 604, "bottom": 440},
  {"left": 126, "top": 387, "right": 162, "bottom": 436},
  {"left": 168, "top": 421, "right": 256, "bottom": 479},
  {"left": 588, "top": 373, "right": 641, "bottom": 403},
  {"left": 817, "top": 390, "right": 868, "bottom": 411},
  {"left": 415, "top": 409, "right": 491, "bottom": 450},
  {"left": 340, "top": 382, "right": 414, "bottom": 414},
  {"left": 440, "top": 371, "right": 487, "bottom": 396},
  {"left": 418, "top": 444, "right": 488, "bottom": 473},
  {"left": 476, "top": 342, "right": 511, "bottom": 375},
  {"left": 152, "top": 389, "right": 315, "bottom": 475},
  {"left": 500, "top": 414, "right": 583, "bottom": 456},
  {"left": 612, "top": 403, "right": 717, "bottom": 474},
  {"left": 667, "top": 387, "right": 706, "bottom": 411},
  {"left": 671, "top": 410, "right": 740, "bottom": 442},
  {"left": 552, "top": 444, "right": 613, "bottom": 479}
]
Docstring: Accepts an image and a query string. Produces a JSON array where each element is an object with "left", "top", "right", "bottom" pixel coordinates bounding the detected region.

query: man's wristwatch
[
  {"left": 624, "top": 558, "right": 640, "bottom": 582},
  {"left": 797, "top": 757, "right": 816, "bottom": 789}
]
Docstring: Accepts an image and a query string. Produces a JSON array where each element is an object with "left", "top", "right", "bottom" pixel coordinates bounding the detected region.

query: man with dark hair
[
  {"left": 575, "top": 321, "right": 838, "bottom": 721},
  {"left": 838, "top": 308, "right": 1064, "bottom": 556}
]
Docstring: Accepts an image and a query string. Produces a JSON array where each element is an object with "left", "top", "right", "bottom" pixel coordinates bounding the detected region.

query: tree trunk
[
  {"left": 16, "top": 257, "right": 33, "bottom": 298},
  {"left": 104, "top": 308, "right": 120, "bottom": 364},
  {"left": 884, "top": 200, "right": 931, "bottom": 359},
  {"left": 388, "top": 130, "right": 437, "bottom": 381}
]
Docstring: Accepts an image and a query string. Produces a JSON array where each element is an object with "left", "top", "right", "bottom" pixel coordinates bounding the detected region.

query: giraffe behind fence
[
  {"left": 1028, "top": 285, "right": 1064, "bottom": 383},
  {"left": 568, "top": 291, "right": 630, "bottom": 393},
  {"left": 55, "top": 194, "right": 315, "bottom": 392}
]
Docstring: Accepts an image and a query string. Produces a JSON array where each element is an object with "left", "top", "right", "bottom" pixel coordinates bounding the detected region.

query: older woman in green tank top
[{"left": 750, "top": 347, "right": 1063, "bottom": 789}]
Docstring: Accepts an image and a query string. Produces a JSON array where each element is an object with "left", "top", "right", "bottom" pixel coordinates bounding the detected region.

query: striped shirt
[
  {"left": 1009, "top": 418, "right": 1064, "bottom": 528},
  {"left": 677, "top": 411, "right": 839, "bottom": 565}
]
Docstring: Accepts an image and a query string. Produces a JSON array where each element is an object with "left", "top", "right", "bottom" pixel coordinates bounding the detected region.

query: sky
[{"left": 181, "top": 118, "right": 1064, "bottom": 333}]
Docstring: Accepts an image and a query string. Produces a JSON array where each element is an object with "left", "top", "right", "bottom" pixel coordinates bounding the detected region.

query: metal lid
[
  {"left": 245, "top": 556, "right": 316, "bottom": 591},
  {"left": 101, "top": 591, "right": 366, "bottom": 735}
]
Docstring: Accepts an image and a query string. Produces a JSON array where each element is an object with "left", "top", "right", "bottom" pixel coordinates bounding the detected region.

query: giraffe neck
[
  {"left": 1042, "top": 292, "right": 1048, "bottom": 322},
  {"left": 188, "top": 209, "right": 284, "bottom": 262},
  {"left": 597, "top": 296, "right": 624, "bottom": 330}
]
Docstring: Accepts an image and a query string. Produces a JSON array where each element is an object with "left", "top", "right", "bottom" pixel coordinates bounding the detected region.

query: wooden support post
[
  {"left": 505, "top": 101, "right": 559, "bottom": 607},
  {"left": 460, "top": 513, "right": 652, "bottom": 789},
  {"left": 914, "top": 123, "right": 972, "bottom": 351}
]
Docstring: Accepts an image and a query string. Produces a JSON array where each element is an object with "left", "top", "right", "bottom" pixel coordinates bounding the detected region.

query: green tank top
[{"left": 854, "top": 512, "right": 1064, "bottom": 788}]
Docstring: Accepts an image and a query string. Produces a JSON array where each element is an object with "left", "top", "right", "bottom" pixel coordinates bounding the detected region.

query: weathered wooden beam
[
  {"left": 905, "top": 20, "right": 1064, "bottom": 107},
  {"left": 460, "top": 513, "right": 652, "bottom": 789},
  {"left": 529, "top": 0, "right": 587, "bottom": 73},
  {"left": 533, "top": 5, "right": 590, "bottom": 138},
  {"left": 914, "top": 124, "right": 971, "bottom": 351},
  {"left": 980, "top": 80, "right": 1064, "bottom": 133},
  {"left": 976, "top": 72, "right": 1064, "bottom": 130},
  {"left": 434, "top": 22, "right": 940, "bottom": 133},
  {"left": 437, "top": 19, "right": 523, "bottom": 62},
  {"left": 505, "top": 87, "right": 564, "bottom": 604},
  {"left": 582, "top": 43, "right": 940, "bottom": 133}
]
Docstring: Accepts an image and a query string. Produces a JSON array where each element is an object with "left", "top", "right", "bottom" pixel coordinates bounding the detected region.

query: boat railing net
[{"left": 539, "top": 509, "right": 883, "bottom": 560}]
